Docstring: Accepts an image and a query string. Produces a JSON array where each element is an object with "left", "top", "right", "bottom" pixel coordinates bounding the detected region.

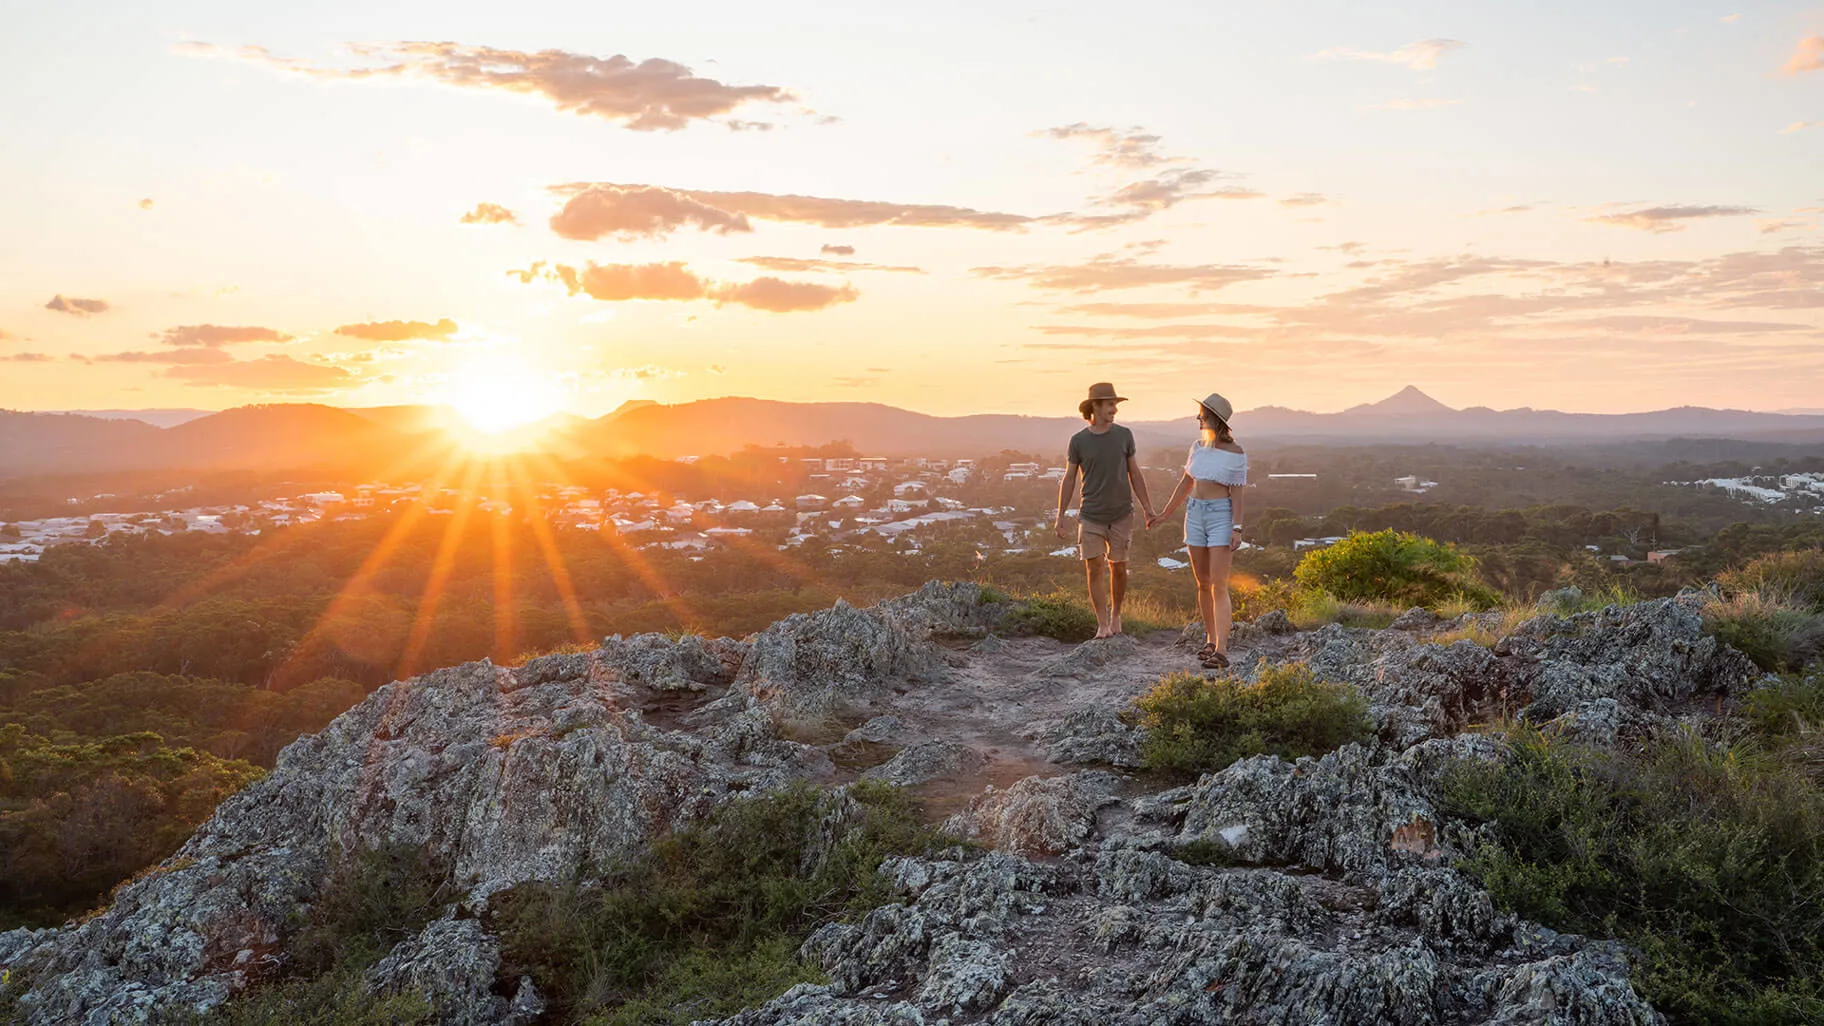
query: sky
[{"left": 2, "top": 0, "right": 1822, "bottom": 424}]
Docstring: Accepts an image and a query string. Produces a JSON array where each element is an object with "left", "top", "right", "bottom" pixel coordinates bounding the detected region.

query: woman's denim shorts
[{"left": 1184, "top": 496, "right": 1234, "bottom": 548}]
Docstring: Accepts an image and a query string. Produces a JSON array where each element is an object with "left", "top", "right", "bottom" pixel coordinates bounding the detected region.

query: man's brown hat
[{"left": 1078, "top": 381, "right": 1128, "bottom": 417}]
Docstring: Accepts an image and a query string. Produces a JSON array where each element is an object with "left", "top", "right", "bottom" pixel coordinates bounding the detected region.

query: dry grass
[{"left": 1430, "top": 606, "right": 1540, "bottom": 648}]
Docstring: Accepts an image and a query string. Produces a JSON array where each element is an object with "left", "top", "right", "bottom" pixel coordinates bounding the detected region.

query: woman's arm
[{"left": 1151, "top": 473, "right": 1193, "bottom": 527}]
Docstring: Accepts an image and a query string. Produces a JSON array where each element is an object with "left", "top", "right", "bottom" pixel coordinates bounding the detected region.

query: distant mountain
[
  {"left": 0, "top": 405, "right": 437, "bottom": 481},
  {"left": 42, "top": 408, "right": 214, "bottom": 428},
  {"left": 8, "top": 389, "right": 1824, "bottom": 481}
]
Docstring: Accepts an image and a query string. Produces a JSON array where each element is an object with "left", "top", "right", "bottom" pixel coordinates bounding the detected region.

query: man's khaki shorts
[{"left": 1078, "top": 511, "right": 1135, "bottom": 562}]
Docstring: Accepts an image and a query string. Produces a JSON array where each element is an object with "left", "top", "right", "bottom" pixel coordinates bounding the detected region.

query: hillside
[
  {"left": 13, "top": 390, "right": 1824, "bottom": 479},
  {"left": 2, "top": 582, "right": 1779, "bottom": 1023}
]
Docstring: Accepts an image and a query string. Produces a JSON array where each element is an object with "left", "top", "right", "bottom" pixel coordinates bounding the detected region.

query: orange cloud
[
  {"left": 714, "top": 277, "right": 858, "bottom": 312},
  {"left": 549, "top": 181, "right": 1032, "bottom": 236},
  {"left": 1279, "top": 193, "right": 1330, "bottom": 207},
  {"left": 821, "top": 244, "right": 855, "bottom": 255},
  {"left": 549, "top": 184, "right": 753, "bottom": 240},
  {"left": 735, "top": 256, "right": 924, "bottom": 274},
  {"left": 1313, "top": 39, "right": 1466, "bottom": 70},
  {"left": 1, "top": 353, "right": 52, "bottom": 362},
  {"left": 459, "top": 202, "right": 518, "bottom": 225},
  {"left": 165, "top": 354, "right": 354, "bottom": 391},
  {"left": 542, "top": 261, "right": 858, "bottom": 312},
  {"left": 972, "top": 254, "right": 1276, "bottom": 292},
  {"left": 1781, "top": 35, "right": 1824, "bottom": 74},
  {"left": 45, "top": 294, "right": 109, "bottom": 316},
  {"left": 1585, "top": 204, "right": 1758, "bottom": 233},
  {"left": 334, "top": 318, "right": 459, "bottom": 341},
  {"left": 179, "top": 41, "right": 795, "bottom": 130},
  {"left": 155, "top": 324, "right": 295, "bottom": 347},
  {"left": 555, "top": 262, "right": 708, "bottom": 302}
]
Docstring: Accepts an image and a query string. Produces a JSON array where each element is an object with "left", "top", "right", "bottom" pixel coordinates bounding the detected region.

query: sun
[{"left": 438, "top": 356, "right": 565, "bottom": 435}]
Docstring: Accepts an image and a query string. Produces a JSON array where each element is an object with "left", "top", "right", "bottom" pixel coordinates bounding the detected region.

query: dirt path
[{"left": 834, "top": 627, "right": 1220, "bottom": 815}]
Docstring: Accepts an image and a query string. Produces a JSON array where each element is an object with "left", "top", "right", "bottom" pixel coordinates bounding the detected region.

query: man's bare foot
[
  {"left": 1110, "top": 615, "right": 1124, "bottom": 635},
  {"left": 1093, "top": 624, "right": 1114, "bottom": 639}
]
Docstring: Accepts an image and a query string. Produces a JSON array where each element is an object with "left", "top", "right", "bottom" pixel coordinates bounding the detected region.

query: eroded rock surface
[{"left": 1, "top": 583, "right": 1721, "bottom": 1025}]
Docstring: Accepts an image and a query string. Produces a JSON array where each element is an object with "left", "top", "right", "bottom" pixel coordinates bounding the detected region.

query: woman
[{"left": 1148, "top": 393, "right": 1246, "bottom": 669}]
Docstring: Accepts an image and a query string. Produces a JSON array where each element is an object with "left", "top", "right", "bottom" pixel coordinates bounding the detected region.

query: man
[{"left": 1054, "top": 382, "right": 1155, "bottom": 639}]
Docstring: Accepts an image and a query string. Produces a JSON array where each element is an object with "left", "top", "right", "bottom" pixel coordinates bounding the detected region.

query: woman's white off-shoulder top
[{"left": 1185, "top": 443, "right": 1247, "bottom": 486}]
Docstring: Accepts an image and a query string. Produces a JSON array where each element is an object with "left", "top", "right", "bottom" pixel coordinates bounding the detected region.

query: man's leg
[
  {"left": 1109, "top": 560, "right": 1128, "bottom": 635},
  {"left": 1085, "top": 556, "right": 1112, "bottom": 638}
]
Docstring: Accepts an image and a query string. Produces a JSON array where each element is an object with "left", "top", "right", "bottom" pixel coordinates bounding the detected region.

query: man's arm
[
  {"left": 1126, "top": 453, "right": 1156, "bottom": 523},
  {"left": 1054, "top": 465, "right": 1080, "bottom": 541}
]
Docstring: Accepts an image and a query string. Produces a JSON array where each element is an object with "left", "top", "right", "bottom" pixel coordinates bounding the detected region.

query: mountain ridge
[{"left": 9, "top": 388, "right": 1824, "bottom": 479}]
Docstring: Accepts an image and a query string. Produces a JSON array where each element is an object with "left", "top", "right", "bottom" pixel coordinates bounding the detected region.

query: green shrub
[
  {"left": 1720, "top": 549, "right": 1824, "bottom": 611},
  {"left": 1702, "top": 593, "right": 1822, "bottom": 672},
  {"left": 170, "top": 840, "right": 453, "bottom": 1024},
  {"left": 487, "top": 780, "right": 954, "bottom": 1024},
  {"left": 1293, "top": 530, "right": 1499, "bottom": 610},
  {"left": 1127, "top": 664, "right": 1374, "bottom": 776},
  {"left": 1438, "top": 725, "right": 1824, "bottom": 1024}
]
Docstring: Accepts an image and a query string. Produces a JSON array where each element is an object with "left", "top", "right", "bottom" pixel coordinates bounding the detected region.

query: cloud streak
[
  {"left": 1038, "top": 123, "right": 1178, "bottom": 169},
  {"left": 538, "top": 261, "right": 859, "bottom": 312},
  {"left": 166, "top": 354, "right": 355, "bottom": 392},
  {"left": 177, "top": 41, "right": 797, "bottom": 130},
  {"left": 1314, "top": 39, "right": 1466, "bottom": 70},
  {"left": 155, "top": 324, "right": 295, "bottom": 347},
  {"left": 334, "top": 318, "right": 460, "bottom": 341},
  {"left": 45, "top": 295, "right": 109, "bottom": 316},
  {"left": 1585, "top": 204, "right": 1759, "bottom": 233},
  {"left": 735, "top": 256, "right": 924, "bottom": 274},
  {"left": 972, "top": 254, "right": 1276, "bottom": 292},
  {"left": 549, "top": 182, "right": 1032, "bottom": 237}
]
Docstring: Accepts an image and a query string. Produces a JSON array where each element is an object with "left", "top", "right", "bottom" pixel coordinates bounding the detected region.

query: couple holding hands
[{"left": 1053, "top": 382, "right": 1245, "bottom": 670}]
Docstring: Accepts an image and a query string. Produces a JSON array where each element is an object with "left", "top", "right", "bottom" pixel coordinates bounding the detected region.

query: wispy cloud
[
  {"left": 45, "top": 294, "right": 109, "bottom": 316},
  {"left": 94, "top": 348, "right": 235, "bottom": 365},
  {"left": 1037, "top": 123, "right": 1178, "bottom": 169},
  {"left": 549, "top": 181, "right": 1031, "bottom": 239},
  {"left": 821, "top": 244, "right": 854, "bottom": 255},
  {"left": 1313, "top": 39, "right": 1466, "bottom": 71},
  {"left": 334, "top": 318, "right": 459, "bottom": 341},
  {"left": 155, "top": 324, "right": 295, "bottom": 347},
  {"left": 1757, "top": 219, "right": 1810, "bottom": 234},
  {"left": 166, "top": 354, "right": 355, "bottom": 392},
  {"left": 1585, "top": 203, "right": 1759, "bottom": 233},
  {"left": 176, "top": 41, "right": 799, "bottom": 130},
  {"left": 972, "top": 254, "right": 1276, "bottom": 292},
  {"left": 459, "top": 202, "right": 518, "bottom": 225},
  {"left": 1781, "top": 35, "right": 1824, "bottom": 75},
  {"left": 1366, "top": 98, "right": 1463, "bottom": 111},
  {"left": 735, "top": 256, "right": 924, "bottom": 274},
  {"left": 0, "top": 352, "right": 52, "bottom": 363},
  {"left": 1278, "top": 193, "right": 1330, "bottom": 208},
  {"left": 1780, "top": 119, "right": 1822, "bottom": 135}
]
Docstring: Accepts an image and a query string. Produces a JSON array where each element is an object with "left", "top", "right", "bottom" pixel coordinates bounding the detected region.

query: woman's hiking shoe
[
  {"left": 1195, "top": 641, "right": 1217, "bottom": 661},
  {"left": 1200, "top": 650, "right": 1230, "bottom": 670}
]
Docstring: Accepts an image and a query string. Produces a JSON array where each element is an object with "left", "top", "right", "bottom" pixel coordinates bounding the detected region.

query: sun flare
[{"left": 438, "top": 356, "right": 565, "bottom": 436}]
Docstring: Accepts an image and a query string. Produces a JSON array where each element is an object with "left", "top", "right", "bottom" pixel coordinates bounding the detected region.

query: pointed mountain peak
[{"left": 1346, "top": 386, "right": 1455, "bottom": 416}]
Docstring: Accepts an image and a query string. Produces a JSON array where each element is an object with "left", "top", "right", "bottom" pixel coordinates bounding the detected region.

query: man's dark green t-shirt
[{"left": 1067, "top": 424, "right": 1135, "bottom": 525}]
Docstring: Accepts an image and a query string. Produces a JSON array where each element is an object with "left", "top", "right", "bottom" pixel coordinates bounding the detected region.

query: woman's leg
[
  {"left": 1210, "top": 544, "right": 1235, "bottom": 653},
  {"left": 1188, "top": 545, "right": 1215, "bottom": 645}
]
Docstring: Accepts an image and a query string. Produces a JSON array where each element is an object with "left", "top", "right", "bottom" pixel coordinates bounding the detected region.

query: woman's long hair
[{"left": 1199, "top": 404, "right": 1234, "bottom": 446}]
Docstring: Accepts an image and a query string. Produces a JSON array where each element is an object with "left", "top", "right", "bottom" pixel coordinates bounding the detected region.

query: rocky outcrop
[
  {"left": 0, "top": 642, "right": 814, "bottom": 1024},
  {"left": 2, "top": 583, "right": 1729, "bottom": 1025}
]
